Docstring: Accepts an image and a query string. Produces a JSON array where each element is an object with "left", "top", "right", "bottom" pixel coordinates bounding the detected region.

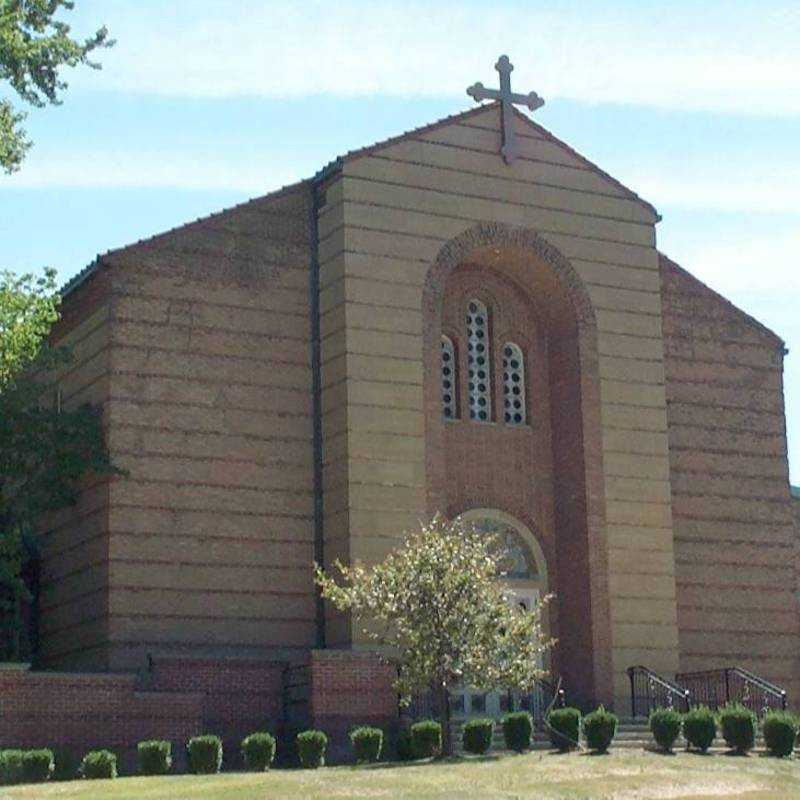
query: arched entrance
[
  {"left": 423, "top": 222, "right": 612, "bottom": 709},
  {"left": 451, "top": 510, "right": 550, "bottom": 719}
]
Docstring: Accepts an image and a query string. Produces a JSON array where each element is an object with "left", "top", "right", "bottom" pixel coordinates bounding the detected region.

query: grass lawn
[{"left": 3, "top": 750, "right": 800, "bottom": 800}]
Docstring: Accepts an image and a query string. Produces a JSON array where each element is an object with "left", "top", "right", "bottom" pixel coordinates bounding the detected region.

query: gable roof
[
  {"left": 63, "top": 101, "right": 658, "bottom": 299},
  {"left": 659, "top": 252, "right": 785, "bottom": 349},
  {"left": 314, "top": 101, "right": 659, "bottom": 219}
]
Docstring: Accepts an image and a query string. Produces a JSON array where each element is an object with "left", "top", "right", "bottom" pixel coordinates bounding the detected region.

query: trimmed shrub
[
  {"left": 762, "top": 710, "right": 798, "bottom": 758},
  {"left": 242, "top": 732, "right": 276, "bottom": 771},
  {"left": 547, "top": 707, "right": 581, "bottom": 752},
  {"left": 649, "top": 707, "right": 682, "bottom": 752},
  {"left": 501, "top": 711, "right": 533, "bottom": 753},
  {"left": 349, "top": 726, "right": 383, "bottom": 763},
  {"left": 80, "top": 750, "right": 117, "bottom": 780},
  {"left": 583, "top": 705, "right": 618, "bottom": 753},
  {"left": 0, "top": 750, "right": 25, "bottom": 785},
  {"left": 51, "top": 747, "right": 80, "bottom": 782},
  {"left": 462, "top": 718, "right": 493, "bottom": 755},
  {"left": 410, "top": 719, "right": 442, "bottom": 759},
  {"left": 297, "top": 730, "right": 328, "bottom": 768},
  {"left": 137, "top": 740, "right": 172, "bottom": 776},
  {"left": 719, "top": 703, "right": 756, "bottom": 754},
  {"left": 186, "top": 735, "right": 223, "bottom": 775},
  {"left": 22, "top": 750, "right": 54, "bottom": 783},
  {"left": 395, "top": 726, "right": 414, "bottom": 761},
  {"left": 683, "top": 706, "right": 717, "bottom": 752}
]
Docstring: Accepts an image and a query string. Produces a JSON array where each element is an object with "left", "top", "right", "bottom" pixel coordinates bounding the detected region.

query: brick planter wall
[
  {"left": 0, "top": 657, "right": 288, "bottom": 773},
  {"left": 148, "top": 656, "right": 285, "bottom": 766},
  {"left": 0, "top": 663, "right": 203, "bottom": 773},
  {"left": 308, "top": 649, "right": 398, "bottom": 762}
]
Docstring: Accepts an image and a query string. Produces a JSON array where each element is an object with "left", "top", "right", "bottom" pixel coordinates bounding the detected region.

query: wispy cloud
[
  {"left": 665, "top": 230, "right": 800, "bottom": 294},
  {"left": 70, "top": 0, "right": 800, "bottom": 115}
]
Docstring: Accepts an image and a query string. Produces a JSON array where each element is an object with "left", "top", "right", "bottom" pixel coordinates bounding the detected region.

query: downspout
[{"left": 307, "top": 179, "right": 326, "bottom": 650}]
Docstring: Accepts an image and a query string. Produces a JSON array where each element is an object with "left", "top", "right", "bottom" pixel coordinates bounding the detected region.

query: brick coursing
[{"left": 661, "top": 254, "right": 800, "bottom": 701}]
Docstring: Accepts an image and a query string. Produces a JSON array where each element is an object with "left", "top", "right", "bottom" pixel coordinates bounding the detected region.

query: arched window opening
[
  {"left": 470, "top": 516, "right": 538, "bottom": 581},
  {"left": 441, "top": 335, "right": 457, "bottom": 419},
  {"left": 502, "top": 342, "right": 526, "bottom": 425},
  {"left": 466, "top": 299, "right": 491, "bottom": 421}
]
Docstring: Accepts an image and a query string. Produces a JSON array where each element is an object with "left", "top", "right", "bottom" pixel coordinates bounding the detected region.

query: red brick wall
[
  {"left": 308, "top": 650, "right": 397, "bottom": 760},
  {"left": 149, "top": 656, "right": 285, "bottom": 760},
  {"left": 0, "top": 657, "right": 289, "bottom": 773},
  {"left": 0, "top": 664, "right": 203, "bottom": 773}
]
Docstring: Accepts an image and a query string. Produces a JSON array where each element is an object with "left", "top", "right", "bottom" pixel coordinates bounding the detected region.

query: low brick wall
[
  {"left": 149, "top": 656, "right": 286, "bottom": 764},
  {"left": 0, "top": 651, "right": 399, "bottom": 770},
  {"left": 0, "top": 664, "right": 203, "bottom": 773},
  {"left": 308, "top": 650, "right": 398, "bottom": 761},
  {"left": 0, "top": 657, "right": 288, "bottom": 773}
]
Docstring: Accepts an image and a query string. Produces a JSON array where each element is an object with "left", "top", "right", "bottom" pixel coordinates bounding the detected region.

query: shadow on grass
[{"left": 352, "top": 753, "right": 505, "bottom": 772}]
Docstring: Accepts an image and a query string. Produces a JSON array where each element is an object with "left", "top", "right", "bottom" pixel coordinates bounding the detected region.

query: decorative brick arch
[
  {"left": 423, "top": 221, "right": 596, "bottom": 329},
  {"left": 422, "top": 221, "right": 614, "bottom": 708}
]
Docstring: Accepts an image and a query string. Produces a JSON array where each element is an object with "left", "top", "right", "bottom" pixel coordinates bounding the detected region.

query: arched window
[
  {"left": 470, "top": 516, "right": 538, "bottom": 580},
  {"left": 441, "top": 335, "right": 457, "bottom": 419},
  {"left": 466, "top": 299, "right": 491, "bottom": 421},
  {"left": 502, "top": 342, "right": 526, "bottom": 425}
]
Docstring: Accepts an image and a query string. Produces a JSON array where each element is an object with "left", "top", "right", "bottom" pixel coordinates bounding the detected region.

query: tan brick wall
[
  {"left": 332, "top": 105, "right": 678, "bottom": 708},
  {"left": 55, "top": 184, "right": 319, "bottom": 669},
  {"left": 661, "top": 255, "right": 800, "bottom": 702},
  {"left": 38, "top": 270, "right": 114, "bottom": 669}
]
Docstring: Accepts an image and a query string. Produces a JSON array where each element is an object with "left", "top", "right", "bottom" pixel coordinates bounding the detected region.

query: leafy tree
[
  {"left": 1, "top": 1, "right": 113, "bottom": 173},
  {"left": 316, "top": 514, "right": 554, "bottom": 756},
  {"left": 0, "top": 268, "right": 118, "bottom": 660}
]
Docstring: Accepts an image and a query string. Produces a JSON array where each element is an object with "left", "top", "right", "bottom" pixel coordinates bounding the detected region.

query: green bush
[
  {"left": 21, "top": 749, "right": 54, "bottom": 783},
  {"left": 410, "top": 719, "right": 442, "bottom": 759},
  {"left": 462, "top": 718, "right": 493, "bottom": 755},
  {"left": 51, "top": 747, "right": 80, "bottom": 782},
  {"left": 501, "top": 711, "right": 533, "bottom": 753},
  {"left": 297, "top": 730, "right": 328, "bottom": 768},
  {"left": 682, "top": 706, "right": 717, "bottom": 752},
  {"left": 349, "top": 726, "right": 383, "bottom": 763},
  {"left": 137, "top": 740, "right": 172, "bottom": 775},
  {"left": 395, "top": 726, "right": 414, "bottom": 761},
  {"left": 719, "top": 703, "right": 756, "bottom": 754},
  {"left": 762, "top": 710, "right": 798, "bottom": 758},
  {"left": 80, "top": 750, "right": 117, "bottom": 780},
  {"left": 186, "top": 735, "right": 223, "bottom": 775},
  {"left": 0, "top": 750, "right": 25, "bottom": 785},
  {"left": 649, "top": 707, "right": 682, "bottom": 752},
  {"left": 242, "top": 732, "right": 276, "bottom": 771},
  {"left": 547, "top": 707, "right": 581, "bottom": 752},
  {"left": 583, "top": 705, "right": 618, "bottom": 753}
]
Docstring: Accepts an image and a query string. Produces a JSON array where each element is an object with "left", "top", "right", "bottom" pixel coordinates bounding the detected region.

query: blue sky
[{"left": 2, "top": 0, "right": 799, "bottom": 480}]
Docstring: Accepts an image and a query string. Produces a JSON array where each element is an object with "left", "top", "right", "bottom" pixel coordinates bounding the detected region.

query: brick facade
[{"left": 11, "top": 101, "right": 797, "bottom": 761}]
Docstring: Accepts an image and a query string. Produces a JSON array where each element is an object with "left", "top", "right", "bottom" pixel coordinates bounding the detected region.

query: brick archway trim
[{"left": 424, "top": 222, "right": 596, "bottom": 327}]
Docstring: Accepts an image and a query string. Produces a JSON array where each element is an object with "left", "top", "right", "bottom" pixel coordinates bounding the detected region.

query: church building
[{"left": 7, "top": 57, "right": 797, "bottom": 762}]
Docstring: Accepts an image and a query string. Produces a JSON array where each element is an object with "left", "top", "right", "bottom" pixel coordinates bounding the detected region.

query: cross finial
[{"left": 467, "top": 55, "right": 544, "bottom": 164}]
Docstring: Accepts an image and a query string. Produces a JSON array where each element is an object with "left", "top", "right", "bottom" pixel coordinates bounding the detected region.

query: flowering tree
[{"left": 315, "top": 514, "right": 554, "bottom": 755}]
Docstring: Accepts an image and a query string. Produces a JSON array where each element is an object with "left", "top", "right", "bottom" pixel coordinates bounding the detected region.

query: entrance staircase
[{"left": 441, "top": 666, "right": 787, "bottom": 754}]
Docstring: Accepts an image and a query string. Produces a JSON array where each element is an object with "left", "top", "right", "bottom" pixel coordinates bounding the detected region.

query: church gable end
[
  {"left": 42, "top": 181, "right": 322, "bottom": 670},
  {"left": 660, "top": 253, "right": 798, "bottom": 699}
]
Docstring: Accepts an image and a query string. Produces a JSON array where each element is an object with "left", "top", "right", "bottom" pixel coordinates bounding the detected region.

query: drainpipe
[{"left": 307, "top": 179, "right": 326, "bottom": 650}]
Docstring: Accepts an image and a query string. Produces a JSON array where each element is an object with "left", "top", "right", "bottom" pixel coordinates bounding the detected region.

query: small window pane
[
  {"left": 466, "top": 300, "right": 491, "bottom": 421},
  {"left": 441, "top": 336, "right": 457, "bottom": 419},
  {"left": 502, "top": 342, "right": 526, "bottom": 425}
]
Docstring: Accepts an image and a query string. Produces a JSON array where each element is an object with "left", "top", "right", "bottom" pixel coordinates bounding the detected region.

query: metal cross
[{"left": 467, "top": 55, "right": 544, "bottom": 165}]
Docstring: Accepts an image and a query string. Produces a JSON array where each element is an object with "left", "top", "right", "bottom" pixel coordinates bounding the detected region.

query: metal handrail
[
  {"left": 675, "top": 667, "right": 787, "bottom": 713},
  {"left": 626, "top": 665, "right": 691, "bottom": 718}
]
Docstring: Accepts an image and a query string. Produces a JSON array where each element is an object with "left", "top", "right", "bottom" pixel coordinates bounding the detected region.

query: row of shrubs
[
  {"left": 0, "top": 727, "right": 390, "bottom": 785},
  {"left": 648, "top": 704, "right": 799, "bottom": 757},
  {"left": 0, "top": 733, "right": 279, "bottom": 785}
]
